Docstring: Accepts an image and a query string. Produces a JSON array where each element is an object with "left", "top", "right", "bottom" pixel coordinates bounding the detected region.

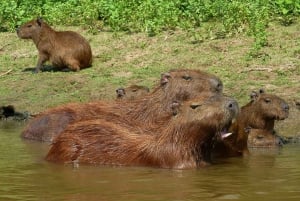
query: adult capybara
[
  {"left": 17, "top": 17, "right": 92, "bottom": 72},
  {"left": 247, "top": 128, "right": 283, "bottom": 148},
  {"left": 116, "top": 85, "right": 150, "bottom": 100},
  {"left": 21, "top": 69, "right": 223, "bottom": 142},
  {"left": 46, "top": 95, "right": 239, "bottom": 169},
  {"left": 213, "top": 89, "right": 289, "bottom": 157}
]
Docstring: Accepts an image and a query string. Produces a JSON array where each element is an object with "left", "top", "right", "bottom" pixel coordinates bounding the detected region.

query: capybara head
[
  {"left": 172, "top": 95, "right": 239, "bottom": 139},
  {"left": 116, "top": 85, "right": 150, "bottom": 100},
  {"left": 17, "top": 17, "right": 43, "bottom": 39},
  {"left": 248, "top": 89, "right": 289, "bottom": 121},
  {"left": 247, "top": 128, "right": 283, "bottom": 148},
  {"left": 160, "top": 69, "right": 223, "bottom": 101},
  {"left": 160, "top": 69, "right": 223, "bottom": 99}
]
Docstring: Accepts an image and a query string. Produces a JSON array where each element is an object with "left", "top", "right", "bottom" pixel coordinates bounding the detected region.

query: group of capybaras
[{"left": 4, "top": 18, "right": 290, "bottom": 169}]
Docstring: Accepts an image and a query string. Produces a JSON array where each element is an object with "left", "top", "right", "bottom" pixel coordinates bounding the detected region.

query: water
[{"left": 1, "top": 121, "right": 300, "bottom": 201}]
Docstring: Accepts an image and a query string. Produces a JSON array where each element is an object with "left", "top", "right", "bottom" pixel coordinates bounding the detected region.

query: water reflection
[{"left": 0, "top": 122, "right": 300, "bottom": 201}]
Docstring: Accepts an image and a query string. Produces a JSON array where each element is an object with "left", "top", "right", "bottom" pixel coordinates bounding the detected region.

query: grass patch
[{"left": 0, "top": 21, "right": 299, "bottom": 113}]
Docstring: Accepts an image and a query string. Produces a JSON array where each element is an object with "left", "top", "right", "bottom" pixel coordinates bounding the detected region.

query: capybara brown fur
[
  {"left": 247, "top": 128, "right": 283, "bottom": 148},
  {"left": 21, "top": 69, "right": 223, "bottom": 142},
  {"left": 17, "top": 17, "right": 92, "bottom": 72},
  {"left": 46, "top": 95, "right": 239, "bottom": 169},
  {"left": 213, "top": 89, "right": 289, "bottom": 157},
  {"left": 116, "top": 85, "right": 150, "bottom": 100}
]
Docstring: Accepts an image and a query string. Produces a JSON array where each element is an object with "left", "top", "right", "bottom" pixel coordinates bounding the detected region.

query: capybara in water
[
  {"left": 116, "top": 85, "right": 150, "bottom": 100},
  {"left": 247, "top": 128, "right": 283, "bottom": 148},
  {"left": 21, "top": 69, "right": 223, "bottom": 142},
  {"left": 46, "top": 95, "right": 239, "bottom": 169},
  {"left": 213, "top": 89, "right": 289, "bottom": 157},
  {"left": 17, "top": 17, "right": 92, "bottom": 72},
  {"left": 0, "top": 105, "right": 31, "bottom": 121}
]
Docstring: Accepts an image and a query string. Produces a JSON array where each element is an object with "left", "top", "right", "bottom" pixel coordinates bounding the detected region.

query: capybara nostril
[
  {"left": 282, "top": 103, "right": 289, "bottom": 111},
  {"left": 227, "top": 100, "right": 238, "bottom": 111}
]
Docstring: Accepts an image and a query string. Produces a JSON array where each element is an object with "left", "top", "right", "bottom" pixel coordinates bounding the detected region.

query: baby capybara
[
  {"left": 17, "top": 17, "right": 92, "bottom": 72},
  {"left": 21, "top": 69, "right": 223, "bottom": 142},
  {"left": 213, "top": 89, "right": 289, "bottom": 157},
  {"left": 116, "top": 85, "right": 150, "bottom": 100},
  {"left": 46, "top": 95, "right": 239, "bottom": 169},
  {"left": 247, "top": 128, "right": 283, "bottom": 148}
]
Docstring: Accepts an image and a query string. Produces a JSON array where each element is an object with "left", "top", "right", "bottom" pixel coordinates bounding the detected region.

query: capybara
[
  {"left": 0, "top": 105, "right": 31, "bottom": 121},
  {"left": 213, "top": 89, "right": 289, "bottom": 157},
  {"left": 116, "top": 85, "right": 150, "bottom": 100},
  {"left": 247, "top": 128, "right": 283, "bottom": 148},
  {"left": 21, "top": 69, "right": 223, "bottom": 142},
  {"left": 17, "top": 17, "right": 92, "bottom": 72},
  {"left": 46, "top": 95, "right": 239, "bottom": 169}
]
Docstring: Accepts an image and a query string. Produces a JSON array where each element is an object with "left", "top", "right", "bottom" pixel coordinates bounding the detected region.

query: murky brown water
[{"left": 1, "top": 121, "right": 300, "bottom": 201}]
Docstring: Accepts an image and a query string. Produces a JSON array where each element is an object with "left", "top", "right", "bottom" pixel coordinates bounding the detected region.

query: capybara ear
[
  {"left": 37, "top": 17, "right": 43, "bottom": 26},
  {"left": 250, "top": 91, "right": 259, "bottom": 101},
  {"left": 160, "top": 72, "right": 171, "bottom": 86},
  {"left": 171, "top": 101, "right": 180, "bottom": 116},
  {"left": 116, "top": 88, "right": 126, "bottom": 97}
]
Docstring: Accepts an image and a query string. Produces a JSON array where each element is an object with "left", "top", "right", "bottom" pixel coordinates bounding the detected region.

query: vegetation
[
  {"left": 1, "top": 0, "right": 299, "bottom": 50},
  {"left": 0, "top": 1, "right": 299, "bottom": 122}
]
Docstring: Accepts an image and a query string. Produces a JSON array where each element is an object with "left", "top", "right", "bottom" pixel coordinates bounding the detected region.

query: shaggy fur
[{"left": 46, "top": 95, "right": 239, "bottom": 169}]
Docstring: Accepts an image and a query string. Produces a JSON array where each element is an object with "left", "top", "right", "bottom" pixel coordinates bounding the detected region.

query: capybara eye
[
  {"left": 182, "top": 75, "right": 192, "bottom": 80},
  {"left": 27, "top": 24, "right": 32, "bottom": 28},
  {"left": 264, "top": 98, "right": 271, "bottom": 103},
  {"left": 190, "top": 104, "right": 200, "bottom": 109}
]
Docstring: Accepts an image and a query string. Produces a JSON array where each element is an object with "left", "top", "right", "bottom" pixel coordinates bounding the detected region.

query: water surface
[{"left": 0, "top": 121, "right": 300, "bottom": 201}]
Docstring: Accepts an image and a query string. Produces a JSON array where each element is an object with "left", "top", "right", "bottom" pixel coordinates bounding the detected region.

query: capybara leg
[
  {"left": 35, "top": 53, "right": 48, "bottom": 73},
  {"left": 67, "top": 60, "right": 80, "bottom": 72}
]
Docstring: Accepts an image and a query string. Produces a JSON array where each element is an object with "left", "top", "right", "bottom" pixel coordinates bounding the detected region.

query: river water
[{"left": 0, "top": 121, "right": 300, "bottom": 201}]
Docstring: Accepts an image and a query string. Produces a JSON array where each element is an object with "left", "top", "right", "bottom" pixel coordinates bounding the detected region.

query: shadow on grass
[{"left": 22, "top": 65, "right": 72, "bottom": 73}]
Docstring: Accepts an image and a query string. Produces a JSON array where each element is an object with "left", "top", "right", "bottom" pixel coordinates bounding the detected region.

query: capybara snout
[{"left": 17, "top": 17, "right": 92, "bottom": 73}]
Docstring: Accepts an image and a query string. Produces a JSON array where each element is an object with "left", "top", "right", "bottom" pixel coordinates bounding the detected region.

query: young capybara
[
  {"left": 213, "top": 89, "right": 289, "bottom": 157},
  {"left": 0, "top": 105, "right": 32, "bottom": 121},
  {"left": 247, "top": 128, "right": 283, "bottom": 148},
  {"left": 17, "top": 17, "right": 92, "bottom": 72},
  {"left": 116, "top": 85, "right": 150, "bottom": 100},
  {"left": 46, "top": 95, "right": 239, "bottom": 169},
  {"left": 21, "top": 69, "right": 223, "bottom": 142}
]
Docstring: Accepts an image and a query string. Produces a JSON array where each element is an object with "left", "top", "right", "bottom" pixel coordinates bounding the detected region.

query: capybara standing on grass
[
  {"left": 213, "top": 89, "right": 289, "bottom": 157},
  {"left": 17, "top": 17, "right": 92, "bottom": 72},
  {"left": 21, "top": 69, "right": 223, "bottom": 142},
  {"left": 46, "top": 95, "right": 239, "bottom": 169}
]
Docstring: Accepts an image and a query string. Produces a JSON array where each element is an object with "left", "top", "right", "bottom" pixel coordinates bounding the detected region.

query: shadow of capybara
[
  {"left": 116, "top": 85, "right": 150, "bottom": 100},
  {"left": 16, "top": 17, "right": 92, "bottom": 73},
  {"left": 213, "top": 89, "right": 289, "bottom": 157},
  {"left": 46, "top": 95, "right": 239, "bottom": 169},
  {"left": 21, "top": 69, "right": 223, "bottom": 142}
]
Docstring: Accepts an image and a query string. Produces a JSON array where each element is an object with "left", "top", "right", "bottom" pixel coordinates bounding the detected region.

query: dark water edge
[{"left": 0, "top": 121, "right": 300, "bottom": 201}]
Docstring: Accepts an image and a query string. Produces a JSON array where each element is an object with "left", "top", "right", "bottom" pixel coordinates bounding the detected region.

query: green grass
[{"left": 0, "top": 21, "right": 299, "bottom": 114}]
